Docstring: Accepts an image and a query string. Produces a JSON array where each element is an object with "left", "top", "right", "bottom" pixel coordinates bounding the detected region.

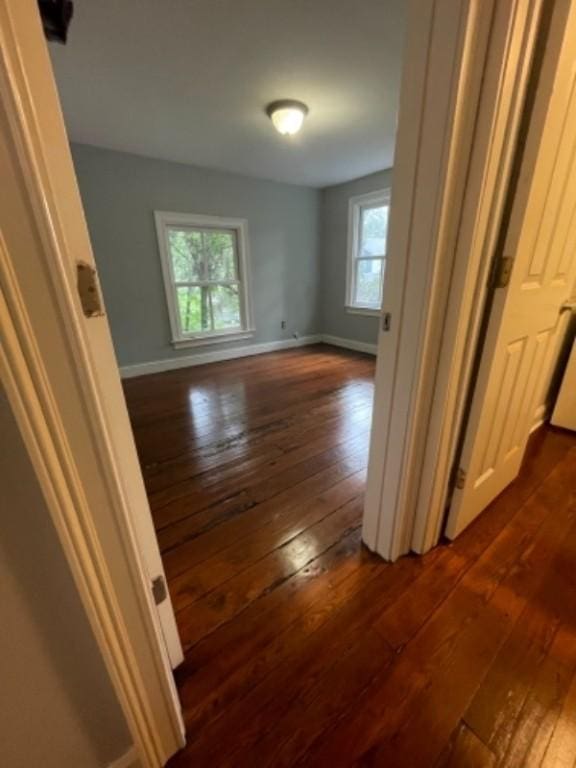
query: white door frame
[
  {"left": 0, "top": 1, "right": 184, "bottom": 766},
  {"left": 363, "top": 0, "right": 546, "bottom": 560}
]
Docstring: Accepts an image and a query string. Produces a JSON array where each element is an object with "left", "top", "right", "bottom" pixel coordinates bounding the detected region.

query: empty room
[
  {"left": 4, "top": 0, "right": 576, "bottom": 766},
  {"left": 48, "top": 0, "right": 405, "bottom": 716}
]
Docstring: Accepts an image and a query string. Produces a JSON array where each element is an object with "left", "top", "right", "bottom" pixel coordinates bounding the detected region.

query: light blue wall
[
  {"left": 320, "top": 169, "right": 393, "bottom": 345},
  {"left": 72, "top": 144, "right": 321, "bottom": 366},
  {"left": 72, "top": 144, "right": 393, "bottom": 366}
]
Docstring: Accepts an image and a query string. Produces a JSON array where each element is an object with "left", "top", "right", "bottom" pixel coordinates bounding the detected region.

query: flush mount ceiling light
[{"left": 266, "top": 100, "right": 309, "bottom": 136}]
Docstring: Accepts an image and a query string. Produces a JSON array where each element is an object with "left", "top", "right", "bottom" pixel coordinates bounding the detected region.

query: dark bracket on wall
[{"left": 38, "top": 0, "right": 74, "bottom": 44}]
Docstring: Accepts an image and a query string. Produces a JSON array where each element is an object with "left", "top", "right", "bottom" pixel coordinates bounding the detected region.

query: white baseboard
[
  {"left": 107, "top": 745, "right": 140, "bottom": 768},
  {"left": 119, "top": 333, "right": 379, "bottom": 379},
  {"left": 321, "top": 334, "right": 377, "bottom": 356},
  {"left": 120, "top": 335, "right": 322, "bottom": 378}
]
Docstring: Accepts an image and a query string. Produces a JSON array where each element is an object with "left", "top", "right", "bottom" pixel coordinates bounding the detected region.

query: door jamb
[{"left": 0, "top": 1, "right": 184, "bottom": 766}]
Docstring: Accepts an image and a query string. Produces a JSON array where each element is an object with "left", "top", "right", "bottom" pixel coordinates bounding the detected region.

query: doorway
[{"left": 47, "top": 0, "right": 404, "bottom": 668}]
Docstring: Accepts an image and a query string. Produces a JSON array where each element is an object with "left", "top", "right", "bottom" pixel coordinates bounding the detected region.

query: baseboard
[
  {"left": 320, "top": 334, "right": 377, "bottom": 356},
  {"left": 120, "top": 335, "right": 322, "bottom": 378},
  {"left": 107, "top": 745, "right": 140, "bottom": 768}
]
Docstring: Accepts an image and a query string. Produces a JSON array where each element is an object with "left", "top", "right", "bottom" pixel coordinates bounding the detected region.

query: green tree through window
[{"left": 168, "top": 227, "right": 242, "bottom": 334}]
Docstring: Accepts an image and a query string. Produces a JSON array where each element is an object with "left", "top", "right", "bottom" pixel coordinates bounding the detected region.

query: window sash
[
  {"left": 357, "top": 204, "right": 388, "bottom": 261},
  {"left": 353, "top": 256, "right": 386, "bottom": 308},
  {"left": 156, "top": 212, "right": 254, "bottom": 343},
  {"left": 167, "top": 226, "right": 240, "bottom": 284},
  {"left": 173, "top": 283, "right": 244, "bottom": 336},
  {"left": 347, "top": 191, "right": 390, "bottom": 311},
  {"left": 168, "top": 226, "right": 243, "bottom": 336}
]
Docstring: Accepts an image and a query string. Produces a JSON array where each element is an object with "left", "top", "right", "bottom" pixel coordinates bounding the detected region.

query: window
[
  {"left": 346, "top": 189, "right": 390, "bottom": 314},
  {"left": 155, "top": 211, "right": 254, "bottom": 348}
]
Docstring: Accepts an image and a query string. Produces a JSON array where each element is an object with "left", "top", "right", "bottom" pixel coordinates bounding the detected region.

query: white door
[
  {"left": 446, "top": 0, "right": 576, "bottom": 539},
  {"left": 83, "top": 314, "right": 185, "bottom": 669},
  {"left": 4, "top": 1, "right": 183, "bottom": 668}
]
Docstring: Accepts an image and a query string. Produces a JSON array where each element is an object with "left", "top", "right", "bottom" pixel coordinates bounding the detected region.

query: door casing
[
  {"left": 363, "top": 0, "right": 548, "bottom": 560},
  {"left": 0, "top": 1, "right": 184, "bottom": 766}
]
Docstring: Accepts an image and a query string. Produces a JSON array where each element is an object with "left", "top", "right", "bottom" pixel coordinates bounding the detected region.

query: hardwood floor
[{"left": 123, "top": 345, "right": 576, "bottom": 767}]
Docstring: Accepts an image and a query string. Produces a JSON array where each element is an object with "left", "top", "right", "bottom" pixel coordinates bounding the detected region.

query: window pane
[
  {"left": 355, "top": 259, "right": 384, "bottom": 306},
  {"left": 210, "top": 284, "right": 241, "bottom": 330},
  {"left": 205, "top": 231, "right": 237, "bottom": 281},
  {"left": 360, "top": 205, "right": 388, "bottom": 257},
  {"left": 176, "top": 286, "right": 208, "bottom": 333},
  {"left": 168, "top": 229, "right": 204, "bottom": 281}
]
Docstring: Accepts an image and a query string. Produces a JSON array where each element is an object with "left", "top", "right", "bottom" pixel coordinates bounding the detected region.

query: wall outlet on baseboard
[{"left": 293, "top": 331, "right": 299, "bottom": 339}]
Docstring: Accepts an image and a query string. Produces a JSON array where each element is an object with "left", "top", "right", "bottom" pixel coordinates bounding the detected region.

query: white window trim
[
  {"left": 345, "top": 188, "right": 391, "bottom": 314},
  {"left": 154, "top": 211, "right": 255, "bottom": 348}
]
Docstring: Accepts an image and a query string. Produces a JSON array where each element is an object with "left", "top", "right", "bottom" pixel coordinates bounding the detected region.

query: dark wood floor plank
[
  {"left": 233, "top": 628, "right": 390, "bottom": 768},
  {"left": 144, "top": 396, "right": 372, "bottom": 496},
  {"left": 168, "top": 469, "right": 367, "bottom": 612},
  {"left": 121, "top": 347, "right": 576, "bottom": 768},
  {"left": 176, "top": 494, "right": 365, "bottom": 649},
  {"left": 160, "top": 448, "right": 368, "bottom": 576},
  {"left": 293, "top": 449, "right": 576, "bottom": 767},
  {"left": 153, "top": 423, "right": 370, "bottom": 532},
  {"left": 539, "top": 667, "right": 576, "bottom": 767},
  {"left": 129, "top": 349, "right": 373, "bottom": 465},
  {"left": 464, "top": 495, "right": 576, "bottom": 762},
  {"left": 493, "top": 504, "right": 576, "bottom": 767},
  {"left": 174, "top": 541, "right": 433, "bottom": 754},
  {"left": 175, "top": 528, "right": 380, "bottom": 736},
  {"left": 146, "top": 397, "right": 370, "bottom": 500}
]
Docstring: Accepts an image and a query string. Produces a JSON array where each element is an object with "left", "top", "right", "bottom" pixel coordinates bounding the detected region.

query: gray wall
[
  {"left": 320, "top": 169, "right": 393, "bottom": 345},
  {"left": 72, "top": 144, "right": 321, "bottom": 367},
  {"left": 0, "top": 388, "right": 133, "bottom": 768}
]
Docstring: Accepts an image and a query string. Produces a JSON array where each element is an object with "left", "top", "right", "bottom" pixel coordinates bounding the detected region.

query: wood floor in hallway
[{"left": 123, "top": 345, "right": 576, "bottom": 767}]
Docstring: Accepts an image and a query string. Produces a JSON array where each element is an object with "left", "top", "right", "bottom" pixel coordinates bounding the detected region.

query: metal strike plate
[
  {"left": 382, "top": 312, "right": 391, "bottom": 332},
  {"left": 77, "top": 261, "right": 104, "bottom": 318}
]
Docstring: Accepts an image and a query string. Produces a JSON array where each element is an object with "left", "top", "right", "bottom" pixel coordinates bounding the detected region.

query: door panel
[{"left": 446, "top": 0, "right": 576, "bottom": 538}]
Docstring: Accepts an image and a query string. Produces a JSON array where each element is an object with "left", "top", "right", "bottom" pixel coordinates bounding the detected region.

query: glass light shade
[{"left": 267, "top": 100, "right": 309, "bottom": 136}]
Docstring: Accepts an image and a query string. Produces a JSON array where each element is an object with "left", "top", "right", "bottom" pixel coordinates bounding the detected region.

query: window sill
[
  {"left": 172, "top": 329, "right": 255, "bottom": 349},
  {"left": 345, "top": 305, "right": 381, "bottom": 317}
]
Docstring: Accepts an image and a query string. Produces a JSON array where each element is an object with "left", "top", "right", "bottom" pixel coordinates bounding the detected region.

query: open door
[
  {"left": 1, "top": 0, "right": 182, "bottom": 668},
  {"left": 46, "top": 19, "right": 183, "bottom": 670},
  {"left": 446, "top": 0, "right": 576, "bottom": 539},
  {"left": 80, "top": 293, "right": 184, "bottom": 669}
]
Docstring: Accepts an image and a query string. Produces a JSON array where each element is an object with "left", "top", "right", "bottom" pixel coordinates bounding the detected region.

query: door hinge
[
  {"left": 77, "top": 261, "right": 104, "bottom": 317},
  {"left": 455, "top": 467, "right": 467, "bottom": 490},
  {"left": 151, "top": 575, "right": 168, "bottom": 606},
  {"left": 494, "top": 255, "right": 514, "bottom": 288},
  {"left": 382, "top": 312, "right": 391, "bottom": 332}
]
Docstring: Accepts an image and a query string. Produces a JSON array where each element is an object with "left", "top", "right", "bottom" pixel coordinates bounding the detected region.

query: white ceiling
[{"left": 49, "top": 0, "right": 406, "bottom": 188}]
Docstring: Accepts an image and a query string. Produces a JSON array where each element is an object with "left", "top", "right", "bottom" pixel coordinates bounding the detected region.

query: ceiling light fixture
[{"left": 266, "top": 100, "right": 309, "bottom": 136}]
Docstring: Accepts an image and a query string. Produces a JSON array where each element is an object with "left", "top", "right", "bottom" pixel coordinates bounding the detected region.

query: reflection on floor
[{"left": 123, "top": 345, "right": 576, "bottom": 767}]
